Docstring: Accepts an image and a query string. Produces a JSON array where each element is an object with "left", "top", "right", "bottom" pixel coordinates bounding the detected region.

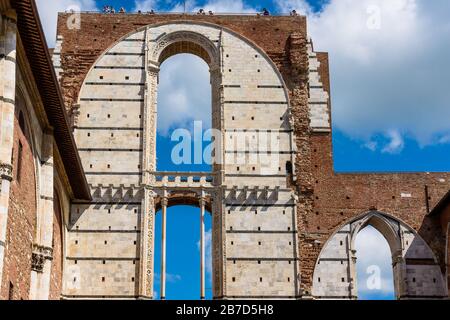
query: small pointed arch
[
  {"left": 350, "top": 211, "right": 402, "bottom": 257},
  {"left": 312, "top": 210, "right": 447, "bottom": 299}
]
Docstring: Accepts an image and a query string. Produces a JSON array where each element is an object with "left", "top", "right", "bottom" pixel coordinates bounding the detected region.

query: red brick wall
[
  {"left": 56, "top": 13, "right": 307, "bottom": 108},
  {"left": 49, "top": 190, "right": 63, "bottom": 300},
  {"left": 0, "top": 96, "right": 37, "bottom": 300}
]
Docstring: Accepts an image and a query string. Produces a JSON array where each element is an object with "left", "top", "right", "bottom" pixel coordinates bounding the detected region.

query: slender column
[
  {"left": 199, "top": 195, "right": 206, "bottom": 300},
  {"left": 392, "top": 249, "right": 406, "bottom": 299},
  {"left": 347, "top": 225, "right": 358, "bottom": 300},
  {"left": 0, "top": 9, "right": 17, "bottom": 285},
  {"left": 160, "top": 195, "right": 168, "bottom": 300}
]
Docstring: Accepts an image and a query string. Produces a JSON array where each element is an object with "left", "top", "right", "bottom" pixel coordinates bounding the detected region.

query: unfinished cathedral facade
[{"left": 0, "top": 0, "right": 449, "bottom": 300}]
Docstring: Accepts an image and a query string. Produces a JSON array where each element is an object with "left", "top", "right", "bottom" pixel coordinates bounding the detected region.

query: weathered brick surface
[
  {"left": 49, "top": 191, "right": 63, "bottom": 300},
  {"left": 0, "top": 103, "right": 37, "bottom": 300}
]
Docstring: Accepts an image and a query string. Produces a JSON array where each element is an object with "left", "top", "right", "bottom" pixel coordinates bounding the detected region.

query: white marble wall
[{"left": 69, "top": 22, "right": 298, "bottom": 299}]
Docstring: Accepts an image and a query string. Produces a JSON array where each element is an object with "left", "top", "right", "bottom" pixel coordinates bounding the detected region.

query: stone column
[
  {"left": 30, "top": 128, "right": 55, "bottom": 300},
  {"left": 392, "top": 249, "right": 406, "bottom": 299},
  {"left": 199, "top": 195, "right": 206, "bottom": 300},
  {"left": 0, "top": 8, "right": 17, "bottom": 285},
  {"left": 347, "top": 224, "right": 358, "bottom": 300},
  {"left": 348, "top": 249, "right": 358, "bottom": 299},
  {"left": 160, "top": 195, "right": 168, "bottom": 300},
  {"left": 138, "top": 188, "right": 156, "bottom": 299}
]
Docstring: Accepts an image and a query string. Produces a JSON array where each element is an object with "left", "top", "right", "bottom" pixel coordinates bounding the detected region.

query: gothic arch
[
  {"left": 350, "top": 212, "right": 402, "bottom": 257},
  {"left": 151, "top": 30, "right": 219, "bottom": 68},
  {"left": 312, "top": 211, "right": 447, "bottom": 300},
  {"left": 72, "top": 20, "right": 298, "bottom": 299}
]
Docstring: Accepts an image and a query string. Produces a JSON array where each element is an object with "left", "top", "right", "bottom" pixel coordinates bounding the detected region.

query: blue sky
[{"left": 35, "top": 0, "right": 450, "bottom": 300}]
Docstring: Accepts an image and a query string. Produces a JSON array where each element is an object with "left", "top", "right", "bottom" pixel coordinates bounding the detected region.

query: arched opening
[
  {"left": 153, "top": 41, "right": 215, "bottom": 300},
  {"left": 156, "top": 52, "right": 212, "bottom": 172},
  {"left": 153, "top": 205, "right": 213, "bottom": 300},
  {"left": 313, "top": 212, "right": 447, "bottom": 300},
  {"left": 355, "top": 225, "right": 395, "bottom": 300}
]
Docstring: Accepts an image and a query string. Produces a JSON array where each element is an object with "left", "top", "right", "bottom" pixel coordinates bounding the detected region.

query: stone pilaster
[
  {"left": 392, "top": 249, "right": 406, "bottom": 299},
  {"left": 30, "top": 128, "right": 55, "bottom": 300},
  {"left": 0, "top": 7, "right": 16, "bottom": 287},
  {"left": 138, "top": 188, "right": 156, "bottom": 299},
  {"left": 142, "top": 26, "right": 158, "bottom": 184}
]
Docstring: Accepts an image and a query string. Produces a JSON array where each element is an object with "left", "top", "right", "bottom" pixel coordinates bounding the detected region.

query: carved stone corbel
[{"left": 31, "top": 244, "right": 53, "bottom": 273}]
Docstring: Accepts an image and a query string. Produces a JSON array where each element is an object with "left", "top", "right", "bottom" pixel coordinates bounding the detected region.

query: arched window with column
[{"left": 312, "top": 211, "right": 447, "bottom": 300}]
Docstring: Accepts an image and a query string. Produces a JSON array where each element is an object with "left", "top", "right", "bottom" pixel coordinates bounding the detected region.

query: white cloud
[
  {"left": 364, "top": 140, "right": 378, "bottom": 152},
  {"left": 134, "top": 0, "right": 255, "bottom": 13},
  {"left": 382, "top": 129, "right": 405, "bottom": 154},
  {"left": 154, "top": 272, "right": 182, "bottom": 283},
  {"left": 157, "top": 54, "right": 211, "bottom": 136},
  {"left": 35, "top": 0, "right": 97, "bottom": 47},
  {"left": 355, "top": 225, "right": 395, "bottom": 297},
  {"left": 133, "top": 0, "right": 157, "bottom": 12},
  {"left": 192, "top": 0, "right": 255, "bottom": 13},
  {"left": 276, "top": 0, "right": 450, "bottom": 148},
  {"left": 439, "top": 135, "right": 450, "bottom": 144}
]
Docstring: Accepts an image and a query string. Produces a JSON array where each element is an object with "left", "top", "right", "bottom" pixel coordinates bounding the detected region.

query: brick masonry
[
  {"left": 54, "top": 13, "right": 450, "bottom": 299},
  {"left": 0, "top": 98, "right": 36, "bottom": 300},
  {"left": 49, "top": 190, "right": 64, "bottom": 300}
]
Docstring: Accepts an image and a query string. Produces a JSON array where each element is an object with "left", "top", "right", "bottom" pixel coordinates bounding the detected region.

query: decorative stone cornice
[
  {"left": 31, "top": 244, "right": 53, "bottom": 273},
  {"left": 0, "top": 162, "right": 13, "bottom": 181}
]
